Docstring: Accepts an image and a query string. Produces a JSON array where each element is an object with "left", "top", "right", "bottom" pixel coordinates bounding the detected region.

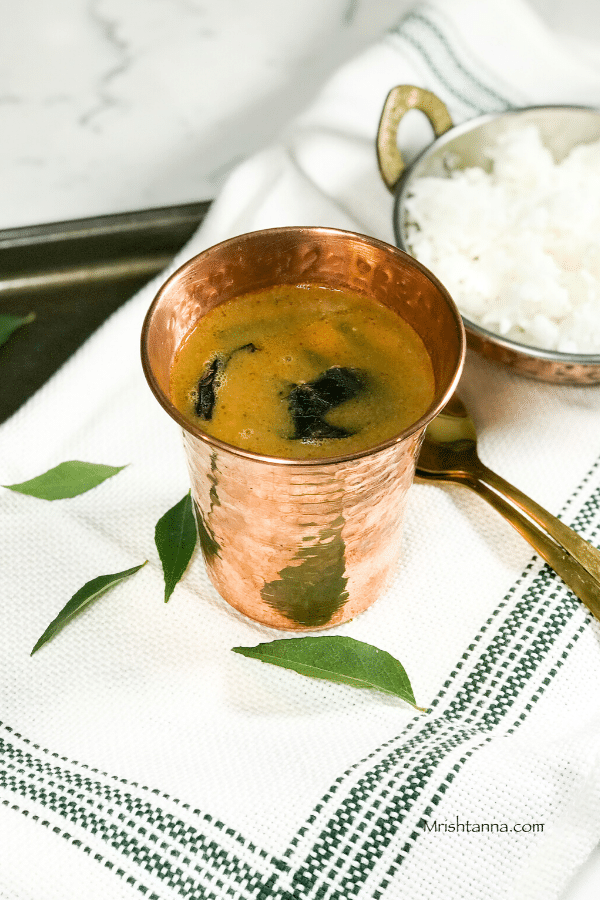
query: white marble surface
[
  {"left": 2, "top": 1, "right": 600, "bottom": 897},
  {"left": 0, "top": 0, "right": 419, "bottom": 229},
  {"left": 2, "top": 0, "right": 599, "bottom": 231}
]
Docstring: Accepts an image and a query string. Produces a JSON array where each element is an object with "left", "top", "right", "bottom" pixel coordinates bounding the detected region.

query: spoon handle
[
  {"left": 478, "top": 463, "right": 600, "bottom": 584},
  {"left": 466, "top": 477, "right": 600, "bottom": 622}
]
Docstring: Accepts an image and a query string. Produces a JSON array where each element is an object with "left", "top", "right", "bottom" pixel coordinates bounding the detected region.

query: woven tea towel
[{"left": 2, "top": 2, "right": 600, "bottom": 899}]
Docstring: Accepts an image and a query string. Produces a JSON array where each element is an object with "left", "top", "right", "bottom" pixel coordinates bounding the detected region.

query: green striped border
[
  {"left": 387, "top": 6, "right": 516, "bottom": 117},
  {"left": 1, "top": 461, "right": 597, "bottom": 899},
  {"left": 278, "top": 464, "right": 600, "bottom": 899},
  {"left": 0, "top": 729, "right": 289, "bottom": 899}
]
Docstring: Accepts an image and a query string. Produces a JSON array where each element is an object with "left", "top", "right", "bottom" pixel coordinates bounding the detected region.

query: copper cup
[{"left": 141, "top": 227, "right": 465, "bottom": 630}]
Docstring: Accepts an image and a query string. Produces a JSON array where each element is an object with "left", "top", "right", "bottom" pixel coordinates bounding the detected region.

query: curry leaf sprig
[
  {"left": 3, "top": 460, "right": 127, "bottom": 500},
  {"left": 29, "top": 488, "right": 198, "bottom": 653},
  {"left": 31, "top": 563, "right": 147, "bottom": 656},
  {"left": 155, "top": 491, "right": 197, "bottom": 602},
  {"left": 5, "top": 461, "right": 424, "bottom": 710},
  {"left": 1, "top": 461, "right": 148, "bottom": 654},
  {"left": 233, "top": 636, "right": 425, "bottom": 711},
  {"left": 2, "top": 462, "right": 197, "bottom": 651}
]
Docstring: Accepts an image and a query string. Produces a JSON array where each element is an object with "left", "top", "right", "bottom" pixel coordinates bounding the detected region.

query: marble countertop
[
  {"left": 2, "top": 1, "right": 600, "bottom": 897},
  {"left": 3, "top": 0, "right": 599, "bottom": 232},
  {"left": 0, "top": 0, "right": 419, "bottom": 230}
]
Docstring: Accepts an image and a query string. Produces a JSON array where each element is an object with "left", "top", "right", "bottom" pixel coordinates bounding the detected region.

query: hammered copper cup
[{"left": 141, "top": 227, "right": 465, "bottom": 630}]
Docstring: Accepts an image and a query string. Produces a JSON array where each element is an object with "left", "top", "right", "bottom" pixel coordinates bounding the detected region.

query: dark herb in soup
[{"left": 169, "top": 284, "right": 435, "bottom": 459}]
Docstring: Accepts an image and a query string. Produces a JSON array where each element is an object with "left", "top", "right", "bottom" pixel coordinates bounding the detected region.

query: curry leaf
[
  {"left": 3, "top": 460, "right": 127, "bottom": 500},
  {"left": 31, "top": 562, "right": 147, "bottom": 655},
  {"left": 155, "top": 492, "right": 197, "bottom": 602},
  {"left": 232, "top": 636, "right": 425, "bottom": 711},
  {"left": 0, "top": 312, "right": 35, "bottom": 348}
]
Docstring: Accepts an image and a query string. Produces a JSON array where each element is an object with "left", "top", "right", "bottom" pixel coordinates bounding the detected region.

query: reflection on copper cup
[{"left": 141, "top": 227, "right": 465, "bottom": 630}]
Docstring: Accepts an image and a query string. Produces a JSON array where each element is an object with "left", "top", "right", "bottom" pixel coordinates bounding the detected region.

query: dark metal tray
[{"left": 0, "top": 201, "right": 210, "bottom": 424}]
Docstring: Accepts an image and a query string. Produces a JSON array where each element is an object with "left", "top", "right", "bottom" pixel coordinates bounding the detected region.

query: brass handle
[
  {"left": 467, "top": 476, "right": 600, "bottom": 621},
  {"left": 428, "top": 465, "right": 600, "bottom": 621},
  {"left": 376, "top": 85, "right": 453, "bottom": 193},
  {"left": 478, "top": 463, "right": 600, "bottom": 585}
]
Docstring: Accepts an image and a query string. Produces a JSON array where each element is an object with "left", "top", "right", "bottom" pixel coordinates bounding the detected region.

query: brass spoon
[{"left": 416, "top": 394, "right": 600, "bottom": 621}]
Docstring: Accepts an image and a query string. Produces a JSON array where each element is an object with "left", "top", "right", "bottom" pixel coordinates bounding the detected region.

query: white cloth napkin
[{"left": 2, "top": 2, "right": 600, "bottom": 899}]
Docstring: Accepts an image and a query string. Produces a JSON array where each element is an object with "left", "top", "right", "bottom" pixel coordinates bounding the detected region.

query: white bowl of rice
[{"left": 377, "top": 87, "right": 600, "bottom": 383}]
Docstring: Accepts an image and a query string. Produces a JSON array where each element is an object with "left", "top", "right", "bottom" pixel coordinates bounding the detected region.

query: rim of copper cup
[{"left": 141, "top": 226, "right": 466, "bottom": 467}]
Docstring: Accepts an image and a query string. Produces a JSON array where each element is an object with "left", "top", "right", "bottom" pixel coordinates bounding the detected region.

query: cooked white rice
[{"left": 404, "top": 124, "right": 600, "bottom": 354}]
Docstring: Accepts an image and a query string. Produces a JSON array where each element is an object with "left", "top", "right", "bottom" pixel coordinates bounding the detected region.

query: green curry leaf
[
  {"left": 232, "top": 636, "right": 425, "bottom": 711},
  {"left": 31, "top": 562, "right": 147, "bottom": 655},
  {"left": 155, "top": 492, "right": 197, "bottom": 602},
  {"left": 0, "top": 312, "right": 35, "bottom": 348},
  {"left": 3, "top": 461, "right": 127, "bottom": 500}
]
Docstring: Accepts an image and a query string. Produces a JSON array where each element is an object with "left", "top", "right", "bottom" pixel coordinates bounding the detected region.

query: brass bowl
[{"left": 377, "top": 85, "right": 600, "bottom": 384}]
